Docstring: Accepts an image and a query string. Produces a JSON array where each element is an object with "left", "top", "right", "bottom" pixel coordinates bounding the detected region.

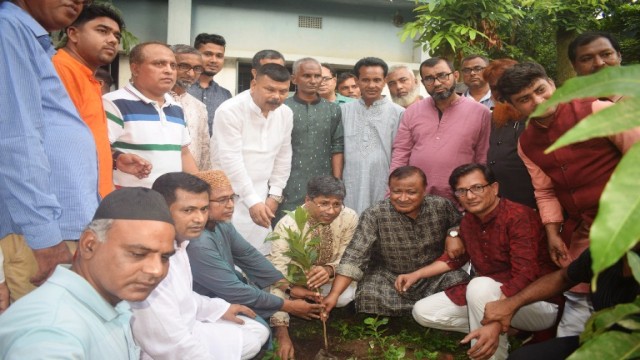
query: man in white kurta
[
  {"left": 130, "top": 172, "right": 268, "bottom": 359},
  {"left": 211, "top": 64, "right": 293, "bottom": 254}
]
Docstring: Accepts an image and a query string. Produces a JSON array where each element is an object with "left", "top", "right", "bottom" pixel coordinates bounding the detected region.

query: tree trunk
[{"left": 555, "top": 28, "right": 577, "bottom": 85}]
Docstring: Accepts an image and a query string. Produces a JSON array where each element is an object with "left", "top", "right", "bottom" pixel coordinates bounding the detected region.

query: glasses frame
[
  {"left": 210, "top": 194, "right": 239, "bottom": 206},
  {"left": 422, "top": 72, "right": 453, "bottom": 86},
  {"left": 311, "top": 200, "right": 345, "bottom": 212},
  {"left": 454, "top": 183, "right": 494, "bottom": 198},
  {"left": 177, "top": 63, "right": 205, "bottom": 74},
  {"left": 461, "top": 66, "right": 486, "bottom": 75}
]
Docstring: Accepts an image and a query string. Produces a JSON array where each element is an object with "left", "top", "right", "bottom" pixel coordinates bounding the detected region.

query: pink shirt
[{"left": 390, "top": 96, "right": 491, "bottom": 203}]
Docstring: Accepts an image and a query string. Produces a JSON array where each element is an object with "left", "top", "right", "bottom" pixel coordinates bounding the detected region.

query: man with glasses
[
  {"left": 406, "top": 163, "right": 558, "bottom": 360},
  {"left": 188, "top": 33, "right": 232, "bottom": 136},
  {"left": 188, "top": 170, "right": 323, "bottom": 360},
  {"left": 170, "top": 44, "right": 211, "bottom": 170},
  {"left": 318, "top": 63, "right": 354, "bottom": 104},
  {"left": 277, "top": 58, "right": 344, "bottom": 225},
  {"left": 461, "top": 55, "right": 493, "bottom": 109},
  {"left": 270, "top": 175, "right": 358, "bottom": 325},
  {"left": 391, "top": 57, "right": 491, "bottom": 206}
]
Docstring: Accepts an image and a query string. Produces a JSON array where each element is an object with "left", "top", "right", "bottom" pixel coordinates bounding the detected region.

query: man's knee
[
  {"left": 466, "top": 276, "right": 501, "bottom": 306},
  {"left": 240, "top": 318, "right": 270, "bottom": 360}
]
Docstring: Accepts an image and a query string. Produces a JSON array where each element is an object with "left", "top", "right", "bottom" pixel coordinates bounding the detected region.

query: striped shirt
[{"left": 104, "top": 83, "right": 191, "bottom": 188}]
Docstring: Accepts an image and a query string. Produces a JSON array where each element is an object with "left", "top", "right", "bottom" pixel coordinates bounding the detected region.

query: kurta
[
  {"left": 211, "top": 93, "right": 293, "bottom": 254},
  {"left": 439, "top": 199, "right": 558, "bottom": 306},
  {"left": 130, "top": 240, "right": 248, "bottom": 360},
  {"left": 278, "top": 95, "right": 344, "bottom": 222},
  {"left": 187, "top": 224, "right": 285, "bottom": 319},
  {"left": 337, "top": 197, "right": 469, "bottom": 315},
  {"left": 269, "top": 206, "right": 358, "bottom": 325},
  {"left": 342, "top": 97, "right": 404, "bottom": 214},
  {"left": 390, "top": 96, "right": 491, "bottom": 204},
  {"left": 171, "top": 91, "right": 211, "bottom": 170},
  {"left": 0, "top": 266, "right": 139, "bottom": 360}
]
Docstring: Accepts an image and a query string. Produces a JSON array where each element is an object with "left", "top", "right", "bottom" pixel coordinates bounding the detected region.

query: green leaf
[
  {"left": 628, "top": 252, "right": 640, "bottom": 285},
  {"left": 568, "top": 331, "right": 640, "bottom": 360},
  {"left": 531, "top": 65, "right": 640, "bottom": 119},
  {"left": 580, "top": 298, "right": 640, "bottom": 342},
  {"left": 590, "top": 143, "right": 640, "bottom": 281}
]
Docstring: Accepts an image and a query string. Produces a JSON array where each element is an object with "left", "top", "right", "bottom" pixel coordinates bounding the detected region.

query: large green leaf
[
  {"left": 580, "top": 297, "right": 640, "bottom": 342},
  {"left": 568, "top": 330, "right": 640, "bottom": 360},
  {"left": 628, "top": 252, "right": 640, "bottom": 285},
  {"left": 590, "top": 143, "right": 640, "bottom": 282},
  {"left": 531, "top": 65, "right": 640, "bottom": 119},
  {"left": 546, "top": 99, "right": 640, "bottom": 153}
]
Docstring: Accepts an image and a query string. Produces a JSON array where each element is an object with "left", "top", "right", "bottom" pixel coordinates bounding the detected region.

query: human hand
[
  {"left": 0, "top": 282, "right": 10, "bottom": 314},
  {"left": 221, "top": 304, "right": 257, "bottom": 324},
  {"left": 285, "top": 298, "right": 323, "bottom": 320},
  {"left": 274, "top": 326, "right": 295, "bottom": 360},
  {"left": 321, "top": 293, "right": 338, "bottom": 317},
  {"left": 116, "top": 153, "right": 152, "bottom": 179},
  {"left": 395, "top": 272, "right": 420, "bottom": 293},
  {"left": 481, "top": 299, "right": 515, "bottom": 333},
  {"left": 445, "top": 235, "right": 465, "bottom": 259},
  {"left": 249, "top": 202, "right": 274, "bottom": 228},
  {"left": 265, "top": 196, "right": 279, "bottom": 214},
  {"left": 30, "top": 242, "right": 72, "bottom": 286},
  {"left": 461, "top": 322, "right": 502, "bottom": 360},
  {"left": 548, "top": 233, "right": 569, "bottom": 267},
  {"left": 290, "top": 285, "right": 322, "bottom": 303},
  {"left": 306, "top": 266, "right": 330, "bottom": 289}
]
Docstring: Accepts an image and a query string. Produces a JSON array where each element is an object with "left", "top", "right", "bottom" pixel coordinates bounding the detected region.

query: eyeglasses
[
  {"left": 422, "top": 72, "right": 452, "bottom": 86},
  {"left": 461, "top": 66, "right": 486, "bottom": 75},
  {"left": 312, "top": 201, "right": 344, "bottom": 211},
  {"left": 321, "top": 76, "right": 335, "bottom": 83},
  {"left": 177, "top": 63, "right": 204, "bottom": 74},
  {"left": 454, "top": 183, "right": 493, "bottom": 198},
  {"left": 210, "top": 194, "right": 239, "bottom": 205}
]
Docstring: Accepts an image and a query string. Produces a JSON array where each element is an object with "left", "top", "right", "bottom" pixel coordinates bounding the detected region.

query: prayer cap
[
  {"left": 196, "top": 170, "right": 231, "bottom": 190},
  {"left": 92, "top": 187, "right": 174, "bottom": 225}
]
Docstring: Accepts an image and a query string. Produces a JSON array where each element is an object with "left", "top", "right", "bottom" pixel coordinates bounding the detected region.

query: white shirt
[{"left": 211, "top": 90, "right": 293, "bottom": 253}]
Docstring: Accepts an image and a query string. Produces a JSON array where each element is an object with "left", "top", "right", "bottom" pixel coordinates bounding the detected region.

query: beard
[
  {"left": 174, "top": 78, "right": 194, "bottom": 90},
  {"left": 202, "top": 69, "right": 217, "bottom": 77},
  {"left": 428, "top": 83, "right": 456, "bottom": 101},
  {"left": 391, "top": 85, "right": 421, "bottom": 107}
]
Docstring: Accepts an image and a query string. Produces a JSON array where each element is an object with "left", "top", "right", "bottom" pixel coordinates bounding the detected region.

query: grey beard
[
  {"left": 175, "top": 79, "right": 193, "bottom": 89},
  {"left": 391, "top": 86, "right": 421, "bottom": 107}
]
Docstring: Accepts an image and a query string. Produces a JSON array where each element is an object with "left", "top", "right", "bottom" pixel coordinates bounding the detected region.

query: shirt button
[{"left": 436, "top": 137, "right": 440, "bottom": 140}]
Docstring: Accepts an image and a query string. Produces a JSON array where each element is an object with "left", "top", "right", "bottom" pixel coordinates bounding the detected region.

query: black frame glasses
[
  {"left": 422, "top": 72, "right": 452, "bottom": 86},
  {"left": 454, "top": 183, "right": 493, "bottom": 198}
]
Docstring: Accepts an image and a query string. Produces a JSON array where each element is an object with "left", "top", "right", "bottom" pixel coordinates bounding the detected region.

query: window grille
[{"left": 298, "top": 15, "right": 322, "bottom": 29}]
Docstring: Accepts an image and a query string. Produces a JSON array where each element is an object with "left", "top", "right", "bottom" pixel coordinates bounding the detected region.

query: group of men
[{"left": 0, "top": 0, "right": 638, "bottom": 359}]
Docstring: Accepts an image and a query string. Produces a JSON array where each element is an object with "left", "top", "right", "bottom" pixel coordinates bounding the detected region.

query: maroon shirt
[{"left": 438, "top": 198, "right": 558, "bottom": 306}]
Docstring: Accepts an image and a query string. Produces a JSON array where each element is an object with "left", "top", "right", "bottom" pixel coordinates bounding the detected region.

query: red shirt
[{"left": 439, "top": 198, "right": 558, "bottom": 306}]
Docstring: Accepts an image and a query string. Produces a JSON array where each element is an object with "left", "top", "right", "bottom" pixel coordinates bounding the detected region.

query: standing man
[
  {"left": 104, "top": 41, "right": 198, "bottom": 188},
  {"left": 318, "top": 63, "right": 354, "bottom": 104},
  {"left": 211, "top": 63, "right": 293, "bottom": 254},
  {"left": 497, "top": 61, "right": 640, "bottom": 337},
  {"left": 170, "top": 44, "right": 211, "bottom": 170},
  {"left": 337, "top": 72, "right": 361, "bottom": 99},
  {"left": 569, "top": 32, "right": 622, "bottom": 76},
  {"left": 0, "top": 0, "right": 99, "bottom": 302},
  {"left": 53, "top": 4, "right": 151, "bottom": 199},
  {"left": 188, "top": 33, "right": 232, "bottom": 137},
  {"left": 277, "top": 58, "right": 344, "bottom": 223},
  {"left": 390, "top": 57, "right": 491, "bottom": 205},
  {"left": 342, "top": 57, "right": 404, "bottom": 214},
  {"left": 0, "top": 187, "right": 176, "bottom": 359},
  {"left": 460, "top": 55, "right": 493, "bottom": 109},
  {"left": 386, "top": 65, "right": 422, "bottom": 108},
  {"left": 323, "top": 166, "right": 468, "bottom": 316}
]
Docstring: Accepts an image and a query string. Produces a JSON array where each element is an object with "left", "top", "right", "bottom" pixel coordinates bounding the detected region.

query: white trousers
[
  {"left": 195, "top": 315, "right": 269, "bottom": 360},
  {"left": 320, "top": 281, "right": 357, "bottom": 308},
  {"left": 412, "top": 277, "right": 558, "bottom": 360},
  {"left": 557, "top": 291, "right": 594, "bottom": 337}
]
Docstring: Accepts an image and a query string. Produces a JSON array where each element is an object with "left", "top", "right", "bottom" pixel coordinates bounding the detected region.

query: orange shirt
[{"left": 53, "top": 49, "right": 113, "bottom": 198}]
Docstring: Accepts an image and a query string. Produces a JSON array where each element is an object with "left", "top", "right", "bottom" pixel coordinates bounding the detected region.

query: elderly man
[
  {"left": 342, "top": 57, "right": 404, "bottom": 215},
  {"left": 53, "top": 4, "right": 150, "bottom": 198},
  {"left": 188, "top": 170, "right": 323, "bottom": 360},
  {"left": 337, "top": 72, "right": 361, "bottom": 99},
  {"left": 318, "top": 63, "right": 354, "bottom": 104},
  {"left": 498, "top": 61, "right": 640, "bottom": 337},
  {"left": 277, "top": 58, "right": 344, "bottom": 224},
  {"left": 270, "top": 175, "right": 358, "bottom": 323},
  {"left": 188, "top": 33, "right": 232, "bottom": 136},
  {"left": 324, "top": 166, "right": 468, "bottom": 316},
  {"left": 0, "top": 0, "right": 99, "bottom": 302},
  {"left": 104, "top": 42, "right": 198, "bottom": 188},
  {"left": 390, "top": 57, "right": 491, "bottom": 205},
  {"left": 130, "top": 172, "right": 268, "bottom": 359},
  {"left": 211, "top": 63, "right": 293, "bottom": 254},
  {"left": 170, "top": 44, "right": 211, "bottom": 170},
  {"left": 404, "top": 164, "right": 558, "bottom": 360},
  {"left": 0, "top": 188, "right": 176, "bottom": 359},
  {"left": 386, "top": 65, "right": 422, "bottom": 108},
  {"left": 461, "top": 55, "right": 493, "bottom": 109}
]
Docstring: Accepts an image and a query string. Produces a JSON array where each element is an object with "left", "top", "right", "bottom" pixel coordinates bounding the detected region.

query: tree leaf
[
  {"left": 628, "top": 252, "right": 640, "bottom": 285},
  {"left": 590, "top": 143, "right": 640, "bottom": 281},
  {"left": 569, "top": 330, "right": 640, "bottom": 360},
  {"left": 581, "top": 298, "right": 640, "bottom": 342},
  {"left": 531, "top": 65, "right": 640, "bottom": 119}
]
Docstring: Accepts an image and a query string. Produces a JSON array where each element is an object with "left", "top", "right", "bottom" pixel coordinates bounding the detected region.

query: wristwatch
[
  {"left": 448, "top": 229, "right": 459, "bottom": 237},
  {"left": 268, "top": 194, "right": 284, "bottom": 204}
]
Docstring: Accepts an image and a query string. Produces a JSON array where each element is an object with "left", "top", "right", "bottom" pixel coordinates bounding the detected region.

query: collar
[
  {"left": 292, "top": 93, "right": 322, "bottom": 105},
  {"left": 463, "top": 88, "right": 492, "bottom": 104},
  {"left": 125, "top": 83, "right": 178, "bottom": 107},
  {"left": 3, "top": 2, "right": 52, "bottom": 53},
  {"left": 358, "top": 96, "right": 389, "bottom": 107},
  {"left": 56, "top": 49, "right": 96, "bottom": 80}
]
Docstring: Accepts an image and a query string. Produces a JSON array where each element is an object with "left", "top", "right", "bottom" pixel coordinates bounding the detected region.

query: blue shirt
[
  {"left": 0, "top": 2, "right": 99, "bottom": 249},
  {"left": 0, "top": 266, "right": 140, "bottom": 359}
]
